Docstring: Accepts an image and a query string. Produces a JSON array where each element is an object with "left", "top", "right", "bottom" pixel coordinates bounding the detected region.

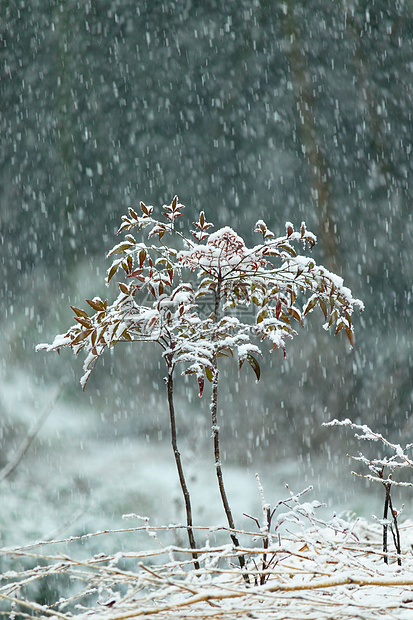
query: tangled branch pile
[{"left": 2, "top": 515, "right": 413, "bottom": 620}]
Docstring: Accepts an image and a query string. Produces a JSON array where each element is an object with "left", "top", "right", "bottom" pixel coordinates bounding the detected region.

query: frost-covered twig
[
  {"left": 324, "top": 418, "right": 413, "bottom": 468},
  {"left": 243, "top": 479, "right": 353, "bottom": 585},
  {"left": 1, "top": 515, "right": 413, "bottom": 620},
  {"left": 324, "top": 418, "right": 413, "bottom": 565}
]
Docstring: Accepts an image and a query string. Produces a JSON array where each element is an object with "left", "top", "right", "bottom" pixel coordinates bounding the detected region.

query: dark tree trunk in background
[{"left": 280, "top": 1, "right": 339, "bottom": 271}]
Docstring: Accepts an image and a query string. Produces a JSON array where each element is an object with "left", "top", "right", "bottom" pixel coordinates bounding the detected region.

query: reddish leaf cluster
[{"left": 37, "top": 197, "right": 363, "bottom": 391}]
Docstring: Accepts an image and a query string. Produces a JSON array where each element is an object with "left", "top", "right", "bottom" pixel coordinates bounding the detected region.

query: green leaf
[
  {"left": 86, "top": 298, "right": 105, "bottom": 312},
  {"left": 71, "top": 306, "right": 89, "bottom": 319},
  {"left": 327, "top": 309, "right": 338, "bottom": 328},
  {"left": 247, "top": 354, "right": 261, "bottom": 382},
  {"left": 127, "top": 255, "right": 133, "bottom": 270},
  {"left": 257, "top": 309, "right": 268, "bottom": 323},
  {"left": 279, "top": 312, "right": 291, "bottom": 325},
  {"left": 71, "top": 329, "right": 93, "bottom": 346},
  {"left": 319, "top": 299, "right": 328, "bottom": 320},
  {"left": 107, "top": 241, "right": 133, "bottom": 256},
  {"left": 205, "top": 367, "right": 214, "bottom": 382},
  {"left": 279, "top": 244, "right": 297, "bottom": 257},
  {"left": 217, "top": 347, "right": 233, "bottom": 359},
  {"left": 74, "top": 316, "right": 91, "bottom": 328},
  {"left": 239, "top": 354, "right": 261, "bottom": 381},
  {"left": 303, "top": 296, "right": 318, "bottom": 316},
  {"left": 119, "top": 282, "right": 129, "bottom": 295},
  {"left": 287, "top": 307, "right": 303, "bottom": 326},
  {"left": 117, "top": 222, "right": 130, "bottom": 235},
  {"left": 97, "top": 323, "right": 108, "bottom": 343},
  {"left": 139, "top": 249, "right": 147, "bottom": 266},
  {"left": 345, "top": 325, "right": 354, "bottom": 347},
  {"left": 107, "top": 262, "right": 119, "bottom": 283}
]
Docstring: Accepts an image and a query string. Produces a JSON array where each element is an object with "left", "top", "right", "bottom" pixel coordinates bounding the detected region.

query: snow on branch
[
  {"left": 2, "top": 511, "right": 413, "bottom": 620},
  {"left": 324, "top": 417, "right": 413, "bottom": 566},
  {"left": 324, "top": 418, "right": 413, "bottom": 471},
  {"left": 37, "top": 197, "right": 363, "bottom": 391}
]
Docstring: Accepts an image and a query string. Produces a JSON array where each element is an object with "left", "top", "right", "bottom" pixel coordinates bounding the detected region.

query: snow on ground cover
[{"left": 2, "top": 515, "right": 413, "bottom": 619}]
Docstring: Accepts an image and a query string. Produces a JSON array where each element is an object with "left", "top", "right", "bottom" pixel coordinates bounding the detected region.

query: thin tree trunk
[
  {"left": 388, "top": 488, "right": 402, "bottom": 566},
  {"left": 280, "top": 1, "right": 339, "bottom": 271},
  {"left": 166, "top": 366, "right": 199, "bottom": 570},
  {"left": 383, "top": 483, "right": 390, "bottom": 565},
  {"left": 210, "top": 365, "right": 247, "bottom": 574},
  {"left": 210, "top": 278, "right": 247, "bottom": 575}
]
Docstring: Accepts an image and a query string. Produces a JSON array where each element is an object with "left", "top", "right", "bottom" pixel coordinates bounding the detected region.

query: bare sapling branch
[
  {"left": 166, "top": 361, "right": 199, "bottom": 570},
  {"left": 244, "top": 475, "right": 354, "bottom": 585},
  {"left": 209, "top": 275, "right": 247, "bottom": 576},
  {"left": 324, "top": 418, "right": 412, "bottom": 565}
]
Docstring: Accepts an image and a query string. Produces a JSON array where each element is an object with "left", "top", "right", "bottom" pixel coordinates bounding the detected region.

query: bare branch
[{"left": 0, "top": 381, "right": 67, "bottom": 482}]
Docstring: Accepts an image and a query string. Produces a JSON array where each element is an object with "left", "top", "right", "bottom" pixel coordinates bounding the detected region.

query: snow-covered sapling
[
  {"left": 243, "top": 474, "right": 280, "bottom": 585},
  {"left": 37, "top": 197, "right": 363, "bottom": 573},
  {"left": 175, "top": 206, "right": 362, "bottom": 568},
  {"left": 244, "top": 475, "right": 352, "bottom": 585},
  {"left": 38, "top": 197, "right": 202, "bottom": 568},
  {"left": 324, "top": 419, "right": 413, "bottom": 565}
]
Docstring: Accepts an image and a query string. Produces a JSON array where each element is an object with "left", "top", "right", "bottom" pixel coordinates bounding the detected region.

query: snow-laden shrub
[{"left": 37, "top": 197, "right": 363, "bottom": 570}]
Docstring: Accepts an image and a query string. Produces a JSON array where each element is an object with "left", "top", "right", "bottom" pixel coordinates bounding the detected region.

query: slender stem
[
  {"left": 383, "top": 482, "right": 390, "bottom": 565},
  {"left": 210, "top": 277, "right": 247, "bottom": 576},
  {"left": 259, "top": 507, "right": 272, "bottom": 585},
  {"left": 210, "top": 366, "right": 246, "bottom": 574},
  {"left": 210, "top": 370, "right": 234, "bottom": 532},
  {"left": 166, "top": 364, "right": 199, "bottom": 571},
  {"left": 388, "top": 492, "right": 402, "bottom": 566}
]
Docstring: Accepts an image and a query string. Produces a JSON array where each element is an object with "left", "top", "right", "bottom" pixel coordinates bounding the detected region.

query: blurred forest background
[{"left": 1, "top": 0, "right": 413, "bottom": 549}]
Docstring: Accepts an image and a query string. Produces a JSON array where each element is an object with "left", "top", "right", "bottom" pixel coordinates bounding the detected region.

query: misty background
[{"left": 1, "top": 0, "right": 412, "bottom": 555}]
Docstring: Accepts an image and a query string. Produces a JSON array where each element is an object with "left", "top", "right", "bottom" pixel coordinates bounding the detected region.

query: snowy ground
[{"left": 2, "top": 501, "right": 413, "bottom": 619}]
